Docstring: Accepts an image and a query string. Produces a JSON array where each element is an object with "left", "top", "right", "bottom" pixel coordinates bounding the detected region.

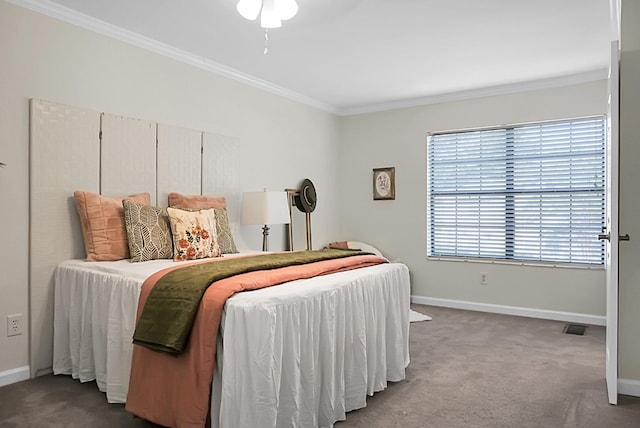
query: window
[{"left": 427, "top": 117, "right": 606, "bottom": 266}]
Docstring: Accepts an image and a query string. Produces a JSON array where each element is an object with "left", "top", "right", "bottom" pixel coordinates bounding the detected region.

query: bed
[
  {"left": 31, "top": 99, "right": 411, "bottom": 427},
  {"left": 52, "top": 254, "right": 411, "bottom": 427}
]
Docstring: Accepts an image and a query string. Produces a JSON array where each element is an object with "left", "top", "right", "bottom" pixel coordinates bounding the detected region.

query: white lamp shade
[
  {"left": 242, "top": 191, "right": 290, "bottom": 225},
  {"left": 236, "top": 0, "right": 261, "bottom": 20},
  {"left": 274, "top": 0, "right": 298, "bottom": 20}
]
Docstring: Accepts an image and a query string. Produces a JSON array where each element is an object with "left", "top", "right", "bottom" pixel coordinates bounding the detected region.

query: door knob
[{"left": 597, "top": 233, "right": 630, "bottom": 241}]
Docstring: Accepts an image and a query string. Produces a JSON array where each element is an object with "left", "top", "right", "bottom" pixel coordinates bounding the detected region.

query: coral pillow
[
  {"left": 167, "top": 207, "right": 221, "bottom": 261},
  {"left": 74, "top": 190, "right": 151, "bottom": 261},
  {"left": 167, "top": 193, "right": 226, "bottom": 210}
]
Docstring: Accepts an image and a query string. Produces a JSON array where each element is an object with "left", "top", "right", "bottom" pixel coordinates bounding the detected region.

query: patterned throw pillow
[
  {"left": 213, "top": 208, "right": 239, "bottom": 254},
  {"left": 122, "top": 200, "right": 173, "bottom": 262},
  {"left": 166, "top": 207, "right": 221, "bottom": 261}
]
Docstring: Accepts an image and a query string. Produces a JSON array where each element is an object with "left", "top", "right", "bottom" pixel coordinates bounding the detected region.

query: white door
[{"left": 604, "top": 40, "right": 620, "bottom": 406}]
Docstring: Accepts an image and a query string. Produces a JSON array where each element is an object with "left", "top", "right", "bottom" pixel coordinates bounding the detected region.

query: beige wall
[
  {"left": 0, "top": 2, "right": 341, "bottom": 374},
  {"left": 1, "top": 0, "right": 630, "bottom": 385},
  {"left": 618, "top": 0, "right": 640, "bottom": 383},
  {"left": 338, "top": 81, "right": 608, "bottom": 316}
]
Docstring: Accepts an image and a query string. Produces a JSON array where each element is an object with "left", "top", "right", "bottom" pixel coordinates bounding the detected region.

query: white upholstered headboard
[{"left": 29, "top": 99, "right": 240, "bottom": 375}]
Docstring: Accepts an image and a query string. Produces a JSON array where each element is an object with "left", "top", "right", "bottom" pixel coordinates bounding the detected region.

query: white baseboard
[
  {"left": 34, "top": 367, "right": 52, "bottom": 377},
  {"left": 411, "top": 295, "right": 606, "bottom": 326},
  {"left": 618, "top": 379, "right": 640, "bottom": 397},
  {"left": 0, "top": 366, "right": 30, "bottom": 388}
]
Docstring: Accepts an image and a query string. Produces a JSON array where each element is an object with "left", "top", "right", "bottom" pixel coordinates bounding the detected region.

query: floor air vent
[{"left": 563, "top": 324, "right": 587, "bottom": 336}]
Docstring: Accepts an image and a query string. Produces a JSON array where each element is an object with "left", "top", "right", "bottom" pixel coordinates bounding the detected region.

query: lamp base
[{"left": 262, "top": 225, "right": 270, "bottom": 252}]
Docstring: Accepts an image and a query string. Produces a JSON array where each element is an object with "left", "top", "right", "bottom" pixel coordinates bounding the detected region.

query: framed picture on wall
[{"left": 373, "top": 167, "right": 395, "bottom": 200}]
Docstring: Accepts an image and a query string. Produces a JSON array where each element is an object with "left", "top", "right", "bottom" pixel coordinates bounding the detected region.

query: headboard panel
[
  {"left": 29, "top": 99, "right": 240, "bottom": 376},
  {"left": 157, "top": 124, "right": 202, "bottom": 207},
  {"left": 101, "top": 113, "right": 157, "bottom": 204},
  {"left": 29, "top": 100, "right": 101, "bottom": 374},
  {"left": 203, "top": 132, "right": 240, "bottom": 236}
]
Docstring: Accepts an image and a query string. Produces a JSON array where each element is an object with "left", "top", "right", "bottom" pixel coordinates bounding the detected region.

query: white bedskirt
[{"left": 53, "top": 257, "right": 411, "bottom": 427}]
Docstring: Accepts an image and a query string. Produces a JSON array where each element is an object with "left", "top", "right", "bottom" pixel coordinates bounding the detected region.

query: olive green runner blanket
[{"left": 132, "top": 249, "right": 368, "bottom": 355}]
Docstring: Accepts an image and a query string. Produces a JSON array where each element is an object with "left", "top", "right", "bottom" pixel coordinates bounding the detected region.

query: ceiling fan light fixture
[
  {"left": 260, "top": 0, "right": 282, "bottom": 28},
  {"left": 236, "top": 0, "right": 298, "bottom": 28},
  {"left": 236, "top": 0, "right": 298, "bottom": 53},
  {"left": 236, "top": 0, "right": 261, "bottom": 21}
]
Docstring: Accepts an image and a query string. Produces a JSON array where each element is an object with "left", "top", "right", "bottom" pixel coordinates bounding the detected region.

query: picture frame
[{"left": 373, "top": 167, "right": 395, "bottom": 200}]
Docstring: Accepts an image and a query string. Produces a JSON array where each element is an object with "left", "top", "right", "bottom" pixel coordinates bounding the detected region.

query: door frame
[{"left": 605, "top": 39, "right": 620, "bottom": 406}]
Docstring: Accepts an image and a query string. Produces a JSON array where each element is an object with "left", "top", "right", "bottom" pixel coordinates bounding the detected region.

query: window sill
[{"left": 426, "top": 255, "right": 604, "bottom": 270}]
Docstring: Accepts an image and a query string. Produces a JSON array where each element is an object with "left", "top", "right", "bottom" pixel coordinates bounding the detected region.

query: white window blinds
[{"left": 427, "top": 117, "right": 606, "bottom": 265}]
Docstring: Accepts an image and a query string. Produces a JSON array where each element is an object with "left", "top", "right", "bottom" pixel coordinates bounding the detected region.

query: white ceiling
[{"left": 15, "top": 0, "right": 612, "bottom": 114}]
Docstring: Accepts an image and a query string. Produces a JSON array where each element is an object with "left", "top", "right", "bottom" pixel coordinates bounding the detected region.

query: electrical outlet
[
  {"left": 7, "top": 314, "right": 22, "bottom": 337},
  {"left": 479, "top": 272, "right": 488, "bottom": 286}
]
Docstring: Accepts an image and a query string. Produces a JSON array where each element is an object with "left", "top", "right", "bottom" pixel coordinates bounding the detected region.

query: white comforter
[{"left": 53, "top": 255, "right": 410, "bottom": 428}]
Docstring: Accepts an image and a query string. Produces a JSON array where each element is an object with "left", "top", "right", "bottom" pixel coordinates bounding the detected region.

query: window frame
[{"left": 426, "top": 116, "right": 606, "bottom": 269}]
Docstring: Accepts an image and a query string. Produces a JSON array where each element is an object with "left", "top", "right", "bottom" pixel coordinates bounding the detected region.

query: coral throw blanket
[{"left": 125, "top": 250, "right": 386, "bottom": 428}]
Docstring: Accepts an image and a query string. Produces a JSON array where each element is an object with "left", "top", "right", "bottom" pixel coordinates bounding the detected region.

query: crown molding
[
  {"left": 5, "top": 0, "right": 338, "bottom": 114},
  {"left": 338, "top": 68, "right": 609, "bottom": 116},
  {"left": 7, "top": 0, "right": 609, "bottom": 117}
]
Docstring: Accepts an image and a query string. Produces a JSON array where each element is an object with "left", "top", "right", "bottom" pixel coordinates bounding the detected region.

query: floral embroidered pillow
[
  {"left": 167, "top": 193, "right": 238, "bottom": 255},
  {"left": 166, "top": 207, "right": 221, "bottom": 261}
]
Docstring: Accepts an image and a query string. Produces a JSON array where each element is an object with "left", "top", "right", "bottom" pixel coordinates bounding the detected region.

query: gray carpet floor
[{"left": 1, "top": 305, "right": 639, "bottom": 428}]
